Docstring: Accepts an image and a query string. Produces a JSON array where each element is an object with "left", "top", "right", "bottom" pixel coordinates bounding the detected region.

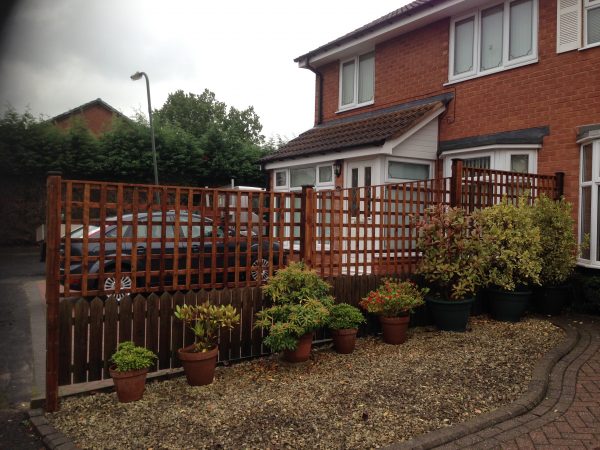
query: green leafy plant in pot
[
  {"left": 109, "top": 341, "right": 157, "bottom": 403},
  {"left": 254, "top": 262, "right": 333, "bottom": 363},
  {"left": 359, "top": 279, "right": 427, "bottom": 344},
  {"left": 475, "top": 197, "right": 542, "bottom": 322},
  {"left": 414, "top": 205, "right": 487, "bottom": 331},
  {"left": 327, "top": 303, "right": 366, "bottom": 354},
  {"left": 174, "top": 302, "right": 240, "bottom": 385},
  {"left": 530, "top": 195, "right": 577, "bottom": 315}
]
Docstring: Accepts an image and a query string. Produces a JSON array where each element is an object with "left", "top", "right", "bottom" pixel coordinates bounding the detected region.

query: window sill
[
  {"left": 444, "top": 58, "right": 538, "bottom": 86},
  {"left": 579, "top": 42, "right": 600, "bottom": 51},
  {"left": 577, "top": 259, "right": 600, "bottom": 269},
  {"left": 336, "top": 100, "right": 374, "bottom": 114}
]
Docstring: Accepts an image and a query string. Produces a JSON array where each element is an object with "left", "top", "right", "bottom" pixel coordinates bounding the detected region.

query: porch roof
[{"left": 261, "top": 94, "right": 450, "bottom": 164}]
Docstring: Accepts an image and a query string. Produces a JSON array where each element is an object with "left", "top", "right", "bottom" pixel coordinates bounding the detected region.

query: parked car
[{"left": 60, "top": 211, "right": 282, "bottom": 298}]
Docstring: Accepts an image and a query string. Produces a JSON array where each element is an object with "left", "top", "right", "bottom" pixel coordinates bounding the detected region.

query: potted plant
[
  {"left": 109, "top": 341, "right": 157, "bottom": 403},
  {"left": 531, "top": 195, "right": 577, "bottom": 315},
  {"left": 174, "top": 302, "right": 240, "bottom": 386},
  {"left": 476, "top": 197, "right": 542, "bottom": 322},
  {"left": 327, "top": 303, "right": 366, "bottom": 354},
  {"left": 254, "top": 262, "right": 333, "bottom": 363},
  {"left": 359, "top": 279, "right": 427, "bottom": 344},
  {"left": 414, "top": 204, "right": 487, "bottom": 331}
]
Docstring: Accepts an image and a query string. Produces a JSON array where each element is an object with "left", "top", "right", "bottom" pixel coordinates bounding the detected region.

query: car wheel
[
  {"left": 103, "top": 274, "right": 132, "bottom": 301},
  {"left": 250, "top": 258, "right": 270, "bottom": 282}
]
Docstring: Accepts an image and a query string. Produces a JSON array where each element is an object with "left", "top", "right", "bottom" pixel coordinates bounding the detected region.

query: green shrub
[
  {"left": 174, "top": 303, "right": 240, "bottom": 352},
  {"left": 414, "top": 205, "right": 486, "bottom": 300},
  {"left": 359, "top": 279, "right": 427, "bottom": 317},
  {"left": 572, "top": 272, "right": 600, "bottom": 315},
  {"left": 111, "top": 341, "right": 157, "bottom": 372},
  {"left": 254, "top": 262, "right": 333, "bottom": 352},
  {"left": 531, "top": 195, "right": 577, "bottom": 286},
  {"left": 475, "top": 197, "right": 542, "bottom": 291},
  {"left": 327, "top": 303, "right": 366, "bottom": 330}
]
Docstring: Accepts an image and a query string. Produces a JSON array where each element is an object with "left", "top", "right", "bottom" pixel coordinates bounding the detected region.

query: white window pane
[
  {"left": 341, "top": 60, "right": 355, "bottom": 106},
  {"left": 358, "top": 52, "right": 374, "bottom": 103},
  {"left": 581, "top": 186, "right": 591, "bottom": 259},
  {"left": 510, "top": 155, "right": 529, "bottom": 173},
  {"left": 388, "top": 161, "right": 430, "bottom": 180},
  {"left": 481, "top": 5, "right": 504, "bottom": 70},
  {"left": 510, "top": 0, "right": 533, "bottom": 60},
  {"left": 318, "top": 166, "right": 332, "bottom": 183},
  {"left": 583, "top": 144, "right": 593, "bottom": 182},
  {"left": 588, "top": 7, "right": 600, "bottom": 45},
  {"left": 290, "top": 167, "right": 316, "bottom": 187},
  {"left": 454, "top": 17, "right": 475, "bottom": 75},
  {"left": 275, "top": 171, "right": 286, "bottom": 186}
]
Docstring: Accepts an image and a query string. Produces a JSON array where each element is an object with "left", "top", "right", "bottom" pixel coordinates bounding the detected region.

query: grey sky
[{"left": 0, "top": 0, "right": 409, "bottom": 140}]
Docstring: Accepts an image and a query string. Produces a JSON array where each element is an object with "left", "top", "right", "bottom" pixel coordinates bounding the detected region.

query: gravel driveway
[{"left": 47, "top": 317, "right": 564, "bottom": 449}]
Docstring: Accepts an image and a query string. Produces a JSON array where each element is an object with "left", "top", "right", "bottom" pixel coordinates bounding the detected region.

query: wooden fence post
[
  {"left": 45, "top": 172, "right": 62, "bottom": 412},
  {"left": 555, "top": 172, "right": 565, "bottom": 200},
  {"left": 450, "top": 159, "right": 463, "bottom": 208},
  {"left": 299, "top": 185, "right": 314, "bottom": 268}
]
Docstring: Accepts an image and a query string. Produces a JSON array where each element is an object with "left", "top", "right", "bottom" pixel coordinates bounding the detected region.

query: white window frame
[
  {"left": 578, "top": 138, "right": 600, "bottom": 268},
  {"left": 441, "top": 146, "right": 539, "bottom": 176},
  {"left": 584, "top": 0, "right": 600, "bottom": 48},
  {"left": 316, "top": 164, "right": 335, "bottom": 187},
  {"left": 448, "top": 0, "right": 538, "bottom": 84},
  {"left": 274, "top": 170, "right": 288, "bottom": 190},
  {"left": 385, "top": 157, "right": 434, "bottom": 183},
  {"left": 338, "top": 51, "right": 375, "bottom": 112}
]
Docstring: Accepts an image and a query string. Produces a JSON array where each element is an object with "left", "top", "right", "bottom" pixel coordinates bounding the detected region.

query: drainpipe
[{"left": 304, "top": 59, "right": 323, "bottom": 126}]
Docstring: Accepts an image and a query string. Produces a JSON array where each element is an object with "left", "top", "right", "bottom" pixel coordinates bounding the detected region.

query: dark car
[{"left": 61, "top": 211, "right": 281, "bottom": 297}]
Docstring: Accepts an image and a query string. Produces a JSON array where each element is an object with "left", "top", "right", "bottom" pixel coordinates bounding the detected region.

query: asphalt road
[{"left": 0, "top": 246, "right": 45, "bottom": 449}]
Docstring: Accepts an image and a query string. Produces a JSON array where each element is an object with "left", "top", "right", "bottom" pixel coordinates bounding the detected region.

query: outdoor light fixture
[
  {"left": 130, "top": 71, "right": 159, "bottom": 186},
  {"left": 334, "top": 160, "right": 343, "bottom": 177}
]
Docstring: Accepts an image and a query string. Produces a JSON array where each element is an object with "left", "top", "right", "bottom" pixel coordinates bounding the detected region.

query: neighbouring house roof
[
  {"left": 49, "top": 98, "right": 125, "bottom": 123},
  {"left": 438, "top": 126, "right": 550, "bottom": 154},
  {"left": 294, "top": 0, "right": 437, "bottom": 64},
  {"left": 261, "top": 93, "right": 451, "bottom": 164}
]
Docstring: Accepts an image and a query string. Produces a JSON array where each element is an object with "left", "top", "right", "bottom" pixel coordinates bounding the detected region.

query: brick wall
[
  {"left": 314, "top": 0, "right": 600, "bottom": 207},
  {"left": 54, "top": 104, "right": 116, "bottom": 135}
]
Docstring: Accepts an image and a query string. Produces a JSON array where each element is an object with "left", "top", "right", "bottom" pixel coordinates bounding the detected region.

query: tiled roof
[
  {"left": 261, "top": 97, "right": 447, "bottom": 163},
  {"left": 294, "top": 0, "right": 437, "bottom": 63}
]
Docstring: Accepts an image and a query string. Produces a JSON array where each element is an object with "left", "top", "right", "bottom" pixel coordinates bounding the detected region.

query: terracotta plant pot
[
  {"left": 331, "top": 328, "right": 358, "bottom": 354},
  {"left": 379, "top": 315, "right": 410, "bottom": 344},
  {"left": 178, "top": 345, "right": 219, "bottom": 386},
  {"left": 109, "top": 366, "right": 149, "bottom": 403},
  {"left": 283, "top": 333, "right": 313, "bottom": 362}
]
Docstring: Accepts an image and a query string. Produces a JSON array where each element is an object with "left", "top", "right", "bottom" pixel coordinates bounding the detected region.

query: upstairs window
[
  {"left": 557, "top": 0, "right": 600, "bottom": 52},
  {"left": 449, "top": 0, "right": 538, "bottom": 82},
  {"left": 339, "top": 52, "right": 374, "bottom": 110}
]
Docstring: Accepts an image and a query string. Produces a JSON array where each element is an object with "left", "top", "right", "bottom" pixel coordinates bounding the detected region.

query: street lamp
[{"left": 130, "top": 71, "right": 159, "bottom": 186}]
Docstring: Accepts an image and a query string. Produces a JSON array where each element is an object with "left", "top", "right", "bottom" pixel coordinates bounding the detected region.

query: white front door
[{"left": 346, "top": 160, "right": 375, "bottom": 190}]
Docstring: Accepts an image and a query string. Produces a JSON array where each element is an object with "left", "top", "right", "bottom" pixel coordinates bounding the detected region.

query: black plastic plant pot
[
  {"left": 488, "top": 288, "right": 531, "bottom": 322},
  {"left": 533, "top": 285, "right": 571, "bottom": 316},
  {"left": 425, "top": 296, "right": 474, "bottom": 332}
]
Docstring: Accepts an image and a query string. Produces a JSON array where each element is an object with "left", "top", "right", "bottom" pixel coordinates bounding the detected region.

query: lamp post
[{"left": 130, "top": 71, "right": 159, "bottom": 186}]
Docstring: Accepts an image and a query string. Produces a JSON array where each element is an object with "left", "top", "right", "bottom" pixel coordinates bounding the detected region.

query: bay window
[
  {"left": 339, "top": 52, "right": 375, "bottom": 110},
  {"left": 579, "top": 139, "right": 600, "bottom": 267},
  {"left": 449, "top": 0, "right": 538, "bottom": 82}
]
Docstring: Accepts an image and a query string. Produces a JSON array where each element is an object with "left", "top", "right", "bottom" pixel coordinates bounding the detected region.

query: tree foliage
[{"left": 0, "top": 89, "right": 274, "bottom": 186}]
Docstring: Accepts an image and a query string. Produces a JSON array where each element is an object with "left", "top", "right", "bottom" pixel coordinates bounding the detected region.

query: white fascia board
[
  {"left": 381, "top": 106, "right": 445, "bottom": 154},
  {"left": 440, "top": 144, "right": 541, "bottom": 156},
  {"left": 263, "top": 145, "right": 384, "bottom": 170},
  {"left": 301, "top": 0, "right": 473, "bottom": 67}
]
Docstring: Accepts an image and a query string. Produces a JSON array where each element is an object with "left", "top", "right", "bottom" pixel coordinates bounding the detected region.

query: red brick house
[
  {"left": 51, "top": 98, "right": 124, "bottom": 135},
  {"left": 262, "top": 0, "right": 600, "bottom": 269}
]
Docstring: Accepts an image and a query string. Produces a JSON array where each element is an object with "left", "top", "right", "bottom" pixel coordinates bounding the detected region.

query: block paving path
[{"left": 395, "top": 315, "right": 600, "bottom": 450}]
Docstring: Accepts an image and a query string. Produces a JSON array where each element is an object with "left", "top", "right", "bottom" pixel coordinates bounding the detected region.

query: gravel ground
[{"left": 47, "top": 317, "right": 564, "bottom": 449}]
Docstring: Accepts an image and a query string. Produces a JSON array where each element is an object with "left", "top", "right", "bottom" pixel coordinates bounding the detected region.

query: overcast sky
[{"left": 0, "top": 0, "right": 410, "bottom": 140}]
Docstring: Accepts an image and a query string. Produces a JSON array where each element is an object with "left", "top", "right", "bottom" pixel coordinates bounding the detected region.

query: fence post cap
[{"left": 46, "top": 170, "right": 62, "bottom": 177}]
